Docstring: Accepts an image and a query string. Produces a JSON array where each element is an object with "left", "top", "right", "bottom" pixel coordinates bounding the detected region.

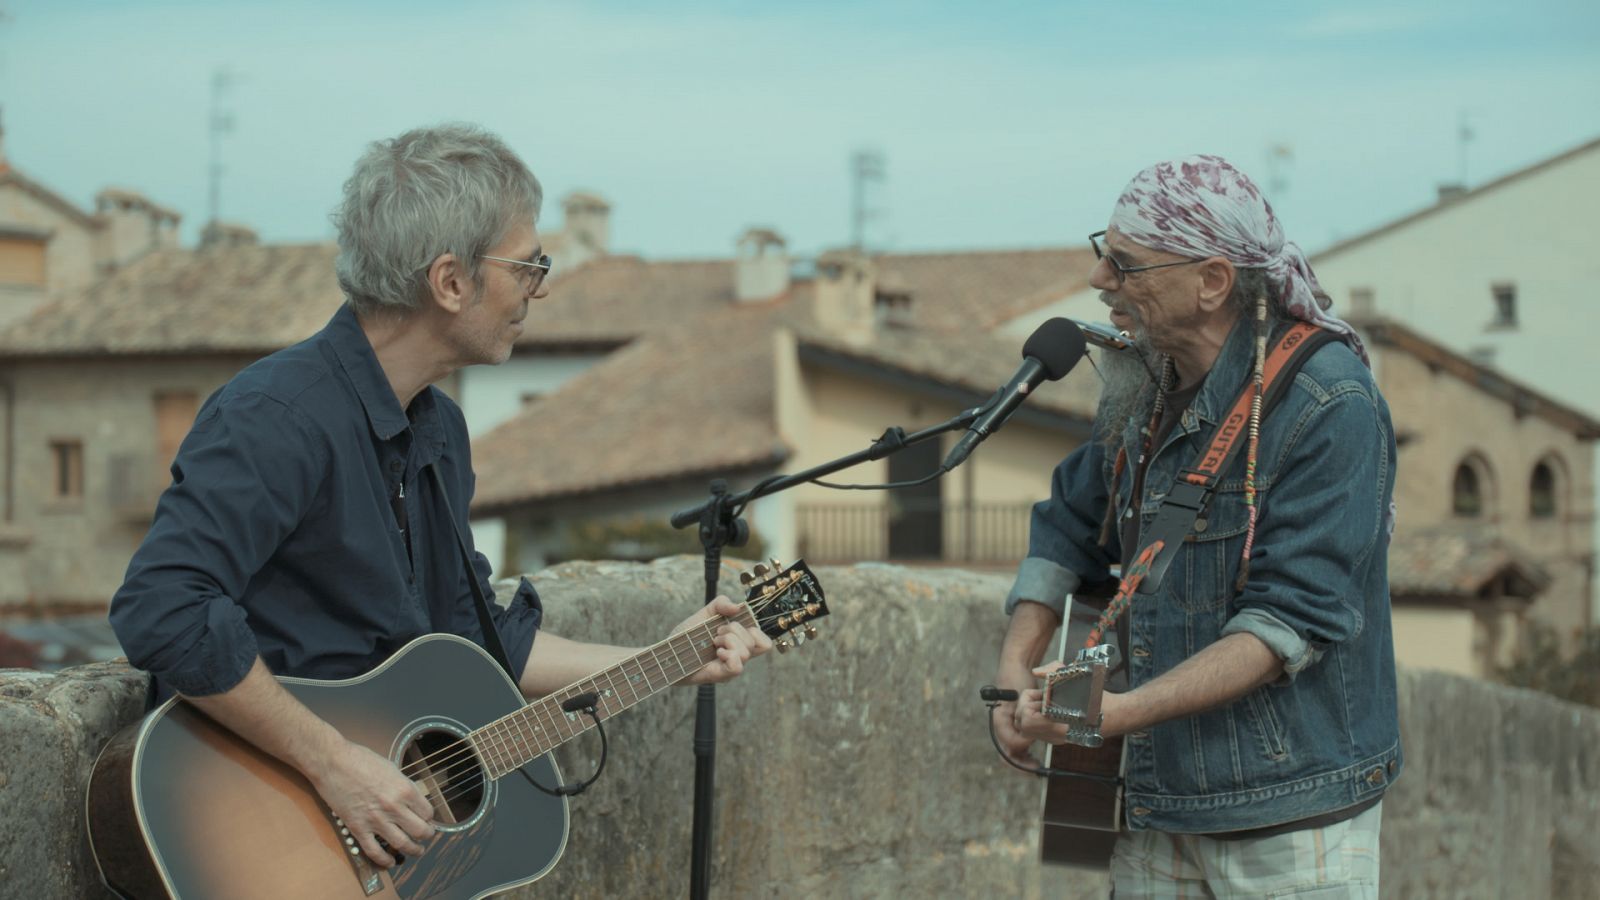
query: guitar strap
[
  {"left": 427, "top": 464, "right": 517, "bottom": 678},
  {"left": 1087, "top": 323, "right": 1336, "bottom": 648}
]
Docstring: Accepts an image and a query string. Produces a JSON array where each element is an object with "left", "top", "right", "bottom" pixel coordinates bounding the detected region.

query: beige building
[
  {"left": 0, "top": 191, "right": 619, "bottom": 609},
  {"left": 1309, "top": 136, "right": 1600, "bottom": 627},
  {"left": 0, "top": 122, "right": 181, "bottom": 330},
  {"left": 466, "top": 236, "right": 1102, "bottom": 573}
]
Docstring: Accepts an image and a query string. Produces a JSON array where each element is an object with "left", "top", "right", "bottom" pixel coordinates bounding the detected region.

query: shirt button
[
  {"left": 1387, "top": 760, "right": 1399, "bottom": 776},
  {"left": 1365, "top": 766, "right": 1385, "bottom": 785},
  {"left": 1193, "top": 518, "right": 1208, "bottom": 532}
]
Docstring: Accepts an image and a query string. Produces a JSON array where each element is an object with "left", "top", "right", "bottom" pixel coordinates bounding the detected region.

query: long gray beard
[{"left": 1094, "top": 341, "right": 1159, "bottom": 453}]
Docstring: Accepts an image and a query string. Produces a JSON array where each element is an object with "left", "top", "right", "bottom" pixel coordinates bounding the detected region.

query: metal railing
[{"left": 795, "top": 502, "right": 1035, "bottom": 565}]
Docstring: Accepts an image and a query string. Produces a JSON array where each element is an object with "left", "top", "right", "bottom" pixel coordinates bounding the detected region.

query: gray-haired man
[{"left": 111, "top": 124, "right": 771, "bottom": 868}]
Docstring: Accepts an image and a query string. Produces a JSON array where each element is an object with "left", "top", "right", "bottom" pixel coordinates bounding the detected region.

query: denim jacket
[{"left": 1005, "top": 320, "right": 1402, "bottom": 834}]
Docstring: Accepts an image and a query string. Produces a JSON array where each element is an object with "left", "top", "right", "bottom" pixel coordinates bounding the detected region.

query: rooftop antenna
[
  {"left": 1457, "top": 109, "right": 1475, "bottom": 185},
  {"left": 208, "top": 66, "right": 239, "bottom": 227},
  {"left": 850, "top": 148, "right": 886, "bottom": 251},
  {"left": 1265, "top": 142, "right": 1294, "bottom": 201}
]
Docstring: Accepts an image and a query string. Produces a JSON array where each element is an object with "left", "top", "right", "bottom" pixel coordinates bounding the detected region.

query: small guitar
[
  {"left": 1037, "top": 625, "right": 1127, "bottom": 868},
  {"left": 87, "top": 560, "right": 829, "bottom": 900}
]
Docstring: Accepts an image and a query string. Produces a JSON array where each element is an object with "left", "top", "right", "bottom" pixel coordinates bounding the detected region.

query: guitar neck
[{"left": 469, "top": 605, "right": 757, "bottom": 778}]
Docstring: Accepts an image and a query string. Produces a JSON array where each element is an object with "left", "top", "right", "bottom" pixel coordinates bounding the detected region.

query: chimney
[
  {"left": 873, "top": 270, "right": 914, "bottom": 328},
  {"left": 1436, "top": 183, "right": 1468, "bottom": 204},
  {"left": 95, "top": 188, "right": 184, "bottom": 266},
  {"left": 199, "top": 220, "right": 259, "bottom": 249},
  {"left": 813, "top": 248, "right": 876, "bottom": 344},
  {"left": 560, "top": 191, "right": 611, "bottom": 268},
  {"left": 1348, "top": 286, "right": 1376, "bottom": 318},
  {"left": 735, "top": 227, "right": 789, "bottom": 303}
]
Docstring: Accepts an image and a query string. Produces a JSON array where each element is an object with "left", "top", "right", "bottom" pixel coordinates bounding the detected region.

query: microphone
[{"left": 942, "top": 318, "right": 1087, "bottom": 471}]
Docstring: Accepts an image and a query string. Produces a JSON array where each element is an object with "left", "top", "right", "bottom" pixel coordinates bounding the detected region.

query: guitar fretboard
[{"left": 468, "top": 606, "right": 758, "bottom": 779}]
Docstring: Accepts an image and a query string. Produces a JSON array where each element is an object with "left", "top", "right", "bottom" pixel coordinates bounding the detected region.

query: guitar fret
[{"left": 475, "top": 611, "right": 749, "bottom": 775}]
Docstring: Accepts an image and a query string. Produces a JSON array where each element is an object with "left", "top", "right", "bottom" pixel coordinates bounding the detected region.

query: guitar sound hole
[{"left": 401, "top": 728, "right": 488, "bottom": 828}]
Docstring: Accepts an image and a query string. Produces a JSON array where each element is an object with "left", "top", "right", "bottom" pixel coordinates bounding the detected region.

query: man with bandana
[{"left": 991, "top": 156, "right": 1401, "bottom": 897}]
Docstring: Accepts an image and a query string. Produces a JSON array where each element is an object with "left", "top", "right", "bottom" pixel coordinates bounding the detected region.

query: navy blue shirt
[{"left": 111, "top": 304, "right": 542, "bottom": 701}]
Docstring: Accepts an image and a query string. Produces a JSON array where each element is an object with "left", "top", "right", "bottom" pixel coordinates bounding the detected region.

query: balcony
[{"left": 795, "top": 501, "right": 1034, "bottom": 566}]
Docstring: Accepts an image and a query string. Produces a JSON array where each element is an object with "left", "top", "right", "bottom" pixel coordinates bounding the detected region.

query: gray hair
[
  {"left": 332, "top": 124, "right": 543, "bottom": 316},
  {"left": 1228, "top": 266, "right": 1287, "bottom": 321}
]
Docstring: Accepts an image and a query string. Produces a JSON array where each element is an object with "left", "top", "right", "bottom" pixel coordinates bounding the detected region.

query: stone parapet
[{"left": 1, "top": 558, "right": 1596, "bottom": 898}]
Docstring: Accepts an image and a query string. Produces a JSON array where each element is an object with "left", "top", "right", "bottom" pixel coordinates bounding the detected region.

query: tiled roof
[
  {"left": 794, "top": 323, "right": 1102, "bottom": 421},
  {"left": 873, "top": 247, "right": 1096, "bottom": 333},
  {"left": 1354, "top": 314, "right": 1600, "bottom": 439},
  {"left": 471, "top": 295, "right": 1102, "bottom": 511},
  {"left": 0, "top": 238, "right": 1094, "bottom": 359},
  {"left": 0, "top": 243, "right": 343, "bottom": 356},
  {"left": 1387, "top": 525, "right": 1548, "bottom": 601},
  {"left": 519, "top": 255, "right": 740, "bottom": 347},
  {"left": 471, "top": 301, "right": 792, "bottom": 512}
]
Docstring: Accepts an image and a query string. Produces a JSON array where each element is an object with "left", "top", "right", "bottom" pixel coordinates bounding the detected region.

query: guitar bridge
[{"left": 1041, "top": 645, "right": 1120, "bottom": 748}]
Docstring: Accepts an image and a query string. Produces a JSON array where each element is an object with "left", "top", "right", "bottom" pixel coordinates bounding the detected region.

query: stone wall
[{"left": 2, "top": 559, "right": 1597, "bottom": 899}]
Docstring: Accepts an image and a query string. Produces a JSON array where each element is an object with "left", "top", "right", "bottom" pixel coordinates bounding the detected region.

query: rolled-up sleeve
[
  {"left": 1221, "top": 386, "right": 1392, "bottom": 683},
  {"left": 110, "top": 392, "right": 327, "bottom": 696},
  {"left": 1004, "top": 438, "right": 1118, "bottom": 617}
]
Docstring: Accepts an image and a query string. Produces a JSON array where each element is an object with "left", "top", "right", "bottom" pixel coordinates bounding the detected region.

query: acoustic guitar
[
  {"left": 1037, "top": 607, "right": 1126, "bottom": 869},
  {"left": 87, "top": 561, "right": 828, "bottom": 900}
]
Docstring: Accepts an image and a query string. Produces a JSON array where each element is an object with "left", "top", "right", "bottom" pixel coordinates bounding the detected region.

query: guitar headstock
[{"left": 739, "top": 559, "right": 829, "bottom": 653}]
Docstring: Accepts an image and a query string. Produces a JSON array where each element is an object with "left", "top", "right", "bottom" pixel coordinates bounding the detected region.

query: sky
[{"left": 2, "top": 0, "right": 1597, "bottom": 260}]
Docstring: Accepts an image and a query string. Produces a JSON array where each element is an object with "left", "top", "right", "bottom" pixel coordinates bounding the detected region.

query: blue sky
[{"left": 2, "top": 0, "right": 1596, "bottom": 259}]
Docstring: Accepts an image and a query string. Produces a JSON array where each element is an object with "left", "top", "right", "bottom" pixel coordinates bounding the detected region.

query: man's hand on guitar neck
[
  {"left": 992, "top": 600, "right": 1062, "bottom": 773},
  {"left": 673, "top": 595, "right": 775, "bottom": 686}
]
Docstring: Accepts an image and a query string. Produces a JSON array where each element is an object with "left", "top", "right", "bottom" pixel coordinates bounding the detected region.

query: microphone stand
[{"left": 672, "top": 405, "right": 983, "bottom": 900}]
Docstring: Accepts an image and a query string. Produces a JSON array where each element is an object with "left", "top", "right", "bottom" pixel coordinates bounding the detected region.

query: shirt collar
[{"left": 325, "top": 304, "right": 417, "bottom": 442}]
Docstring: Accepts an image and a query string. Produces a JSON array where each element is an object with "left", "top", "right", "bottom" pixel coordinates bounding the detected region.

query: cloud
[{"left": 1286, "top": 9, "right": 1439, "bottom": 39}]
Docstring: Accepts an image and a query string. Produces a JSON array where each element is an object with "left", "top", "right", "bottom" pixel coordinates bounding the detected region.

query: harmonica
[{"left": 1072, "top": 318, "right": 1134, "bottom": 352}]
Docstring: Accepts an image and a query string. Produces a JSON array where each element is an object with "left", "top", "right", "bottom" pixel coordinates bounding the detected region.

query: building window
[
  {"left": 1530, "top": 458, "right": 1563, "bottom": 519},
  {"left": 1489, "top": 282, "right": 1517, "bottom": 329},
  {"left": 1452, "top": 454, "right": 1495, "bottom": 519},
  {"left": 51, "top": 440, "right": 84, "bottom": 499}
]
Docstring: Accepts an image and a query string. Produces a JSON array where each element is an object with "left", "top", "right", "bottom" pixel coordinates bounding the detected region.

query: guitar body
[
  {"left": 87, "top": 634, "right": 570, "bottom": 900},
  {"left": 1038, "top": 737, "right": 1125, "bottom": 867}
]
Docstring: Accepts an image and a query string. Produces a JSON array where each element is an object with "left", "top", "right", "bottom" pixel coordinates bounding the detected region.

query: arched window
[
  {"left": 1453, "top": 464, "right": 1482, "bottom": 517},
  {"left": 1452, "top": 454, "right": 1496, "bottom": 519},
  {"left": 1529, "top": 455, "right": 1567, "bottom": 519}
]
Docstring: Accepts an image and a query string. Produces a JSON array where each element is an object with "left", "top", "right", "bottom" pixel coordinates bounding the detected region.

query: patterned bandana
[{"left": 1108, "top": 154, "right": 1368, "bottom": 365}]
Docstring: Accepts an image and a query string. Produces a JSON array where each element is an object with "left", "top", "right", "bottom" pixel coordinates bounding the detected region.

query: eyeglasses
[
  {"left": 480, "top": 253, "right": 553, "bottom": 294},
  {"left": 1089, "top": 231, "right": 1203, "bottom": 286}
]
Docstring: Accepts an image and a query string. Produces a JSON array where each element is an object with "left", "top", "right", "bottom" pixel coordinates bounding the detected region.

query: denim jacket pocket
[{"left": 1242, "top": 688, "right": 1290, "bottom": 761}]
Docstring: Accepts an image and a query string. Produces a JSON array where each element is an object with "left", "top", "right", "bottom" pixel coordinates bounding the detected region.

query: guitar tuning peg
[
  {"left": 805, "top": 602, "right": 821, "bottom": 616},
  {"left": 776, "top": 638, "right": 791, "bottom": 654},
  {"left": 739, "top": 570, "right": 754, "bottom": 586},
  {"left": 777, "top": 615, "right": 790, "bottom": 629},
  {"left": 803, "top": 624, "right": 818, "bottom": 640},
  {"left": 769, "top": 558, "right": 783, "bottom": 572},
  {"left": 753, "top": 563, "right": 769, "bottom": 577}
]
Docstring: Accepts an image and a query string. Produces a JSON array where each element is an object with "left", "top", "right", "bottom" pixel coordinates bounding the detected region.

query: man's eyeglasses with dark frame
[
  {"left": 1089, "top": 231, "right": 1204, "bottom": 286},
  {"left": 480, "top": 253, "right": 553, "bottom": 294}
]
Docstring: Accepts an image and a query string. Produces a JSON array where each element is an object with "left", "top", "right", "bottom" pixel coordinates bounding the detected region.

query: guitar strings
[
  {"left": 390, "top": 588, "right": 807, "bottom": 809},
  {"left": 397, "top": 595, "right": 790, "bottom": 812}
]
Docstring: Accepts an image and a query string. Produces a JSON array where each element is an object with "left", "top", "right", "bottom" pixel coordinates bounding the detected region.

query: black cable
[
  {"left": 978, "top": 686, "right": 1122, "bottom": 787},
  {"left": 519, "top": 696, "right": 610, "bottom": 797}
]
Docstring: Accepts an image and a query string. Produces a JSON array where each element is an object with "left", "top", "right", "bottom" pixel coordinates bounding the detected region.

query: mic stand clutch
[{"left": 672, "top": 408, "right": 980, "bottom": 900}]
